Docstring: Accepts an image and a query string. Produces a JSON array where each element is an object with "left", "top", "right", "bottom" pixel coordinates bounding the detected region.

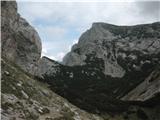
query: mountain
[
  {"left": 37, "top": 23, "right": 160, "bottom": 118},
  {"left": 1, "top": 1, "right": 160, "bottom": 120},
  {"left": 63, "top": 22, "right": 160, "bottom": 77},
  {"left": 61, "top": 22, "right": 160, "bottom": 100}
]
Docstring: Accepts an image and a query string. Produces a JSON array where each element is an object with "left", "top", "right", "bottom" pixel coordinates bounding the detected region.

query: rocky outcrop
[
  {"left": 36, "top": 56, "right": 61, "bottom": 79},
  {"left": 122, "top": 66, "right": 160, "bottom": 101},
  {"left": 1, "top": 1, "right": 42, "bottom": 74},
  {"left": 63, "top": 22, "right": 160, "bottom": 78}
]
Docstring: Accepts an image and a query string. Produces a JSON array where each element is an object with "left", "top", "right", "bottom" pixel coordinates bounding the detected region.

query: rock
[
  {"left": 40, "top": 107, "right": 50, "bottom": 114},
  {"left": 2, "top": 94, "right": 18, "bottom": 104},
  {"left": 21, "top": 90, "right": 29, "bottom": 99},
  {"left": 41, "top": 89, "right": 50, "bottom": 97},
  {"left": 36, "top": 106, "right": 50, "bottom": 115},
  {"left": 45, "top": 117, "right": 54, "bottom": 120},
  {"left": 4, "top": 71, "right": 10, "bottom": 76},
  {"left": 17, "top": 81, "right": 23, "bottom": 87},
  {"left": 1, "top": 114, "right": 10, "bottom": 120},
  {"left": 17, "top": 83, "right": 22, "bottom": 87},
  {"left": 1, "top": 1, "right": 42, "bottom": 75},
  {"left": 69, "top": 72, "right": 73, "bottom": 78},
  {"left": 19, "top": 112, "right": 25, "bottom": 119}
]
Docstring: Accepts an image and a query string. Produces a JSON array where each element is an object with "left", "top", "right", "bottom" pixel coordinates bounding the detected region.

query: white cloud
[
  {"left": 46, "top": 52, "right": 65, "bottom": 61},
  {"left": 73, "top": 39, "right": 78, "bottom": 44},
  {"left": 37, "top": 25, "right": 68, "bottom": 40},
  {"left": 17, "top": 0, "right": 156, "bottom": 2},
  {"left": 18, "top": 2, "right": 159, "bottom": 27},
  {"left": 41, "top": 46, "right": 65, "bottom": 61},
  {"left": 42, "top": 48, "right": 47, "bottom": 56},
  {"left": 68, "top": 39, "right": 78, "bottom": 51},
  {"left": 46, "top": 55, "right": 56, "bottom": 60},
  {"left": 56, "top": 52, "right": 65, "bottom": 60}
]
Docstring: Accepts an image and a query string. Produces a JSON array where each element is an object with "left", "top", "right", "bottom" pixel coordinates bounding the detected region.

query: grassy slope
[{"left": 1, "top": 58, "right": 103, "bottom": 120}]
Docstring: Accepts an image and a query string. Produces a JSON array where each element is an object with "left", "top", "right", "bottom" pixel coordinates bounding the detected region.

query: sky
[{"left": 17, "top": 0, "right": 160, "bottom": 61}]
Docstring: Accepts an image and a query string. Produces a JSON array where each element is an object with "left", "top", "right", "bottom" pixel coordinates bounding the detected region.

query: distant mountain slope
[
  {"left": 122, "top": 66, "right": 160, "bottom": 101},
  {"left": 38, "top": 55, "right": 160, "bottom": 113},
  {"left": 63, "top": 22, "right": 160, "bottom": 78},
  {"left": 61, "top": 21, "right": 160, "bottom": 101},
  {"left": 38, "top": 22, "right": 160, "bottom": 112}
]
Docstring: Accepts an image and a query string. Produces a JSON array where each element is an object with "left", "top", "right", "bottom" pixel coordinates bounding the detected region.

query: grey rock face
[
  {"left": 122, "top": 67, "right": 160, "bottom": 101},
  {"left": 63, "top": 22, "right": 160, "bottom": 78},
  {"left": 1, "top": 1, "right": 42, "bottom": 74},
  {"left": 36, "top": 57, "right": 61, "bottom": 78}
]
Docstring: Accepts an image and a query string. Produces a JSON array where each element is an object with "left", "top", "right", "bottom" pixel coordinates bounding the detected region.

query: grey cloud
[{"left": 136, "top": 1, "right": 160, "bottom": 19}]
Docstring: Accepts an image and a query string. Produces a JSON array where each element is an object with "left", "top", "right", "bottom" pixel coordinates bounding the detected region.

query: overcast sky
[{"left": 17, "top": 0, "right": 160, "bottom": 61}]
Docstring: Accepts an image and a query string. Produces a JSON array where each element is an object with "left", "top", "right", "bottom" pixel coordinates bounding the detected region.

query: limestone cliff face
[
  {"left": 1, "top": 1, "right": 42, "bottom": 74},
  {"left": 122, "top": 66, "right": 160, "bottom": 101},
  {"left": 63, "top": 22, "right": 160, "bottom": 78},
  {"left": 36, "top": 57, "right": 61, "bottom": 79}
]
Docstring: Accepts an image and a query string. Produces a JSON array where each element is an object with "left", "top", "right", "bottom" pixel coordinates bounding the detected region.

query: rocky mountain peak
[{"left": 63, "top": 22, "right": 160, "bottom": 78}]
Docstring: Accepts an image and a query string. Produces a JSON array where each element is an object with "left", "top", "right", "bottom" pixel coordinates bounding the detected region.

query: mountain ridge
[{"left": 1, "top": 1, "right": 160, "bottom": 120}]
